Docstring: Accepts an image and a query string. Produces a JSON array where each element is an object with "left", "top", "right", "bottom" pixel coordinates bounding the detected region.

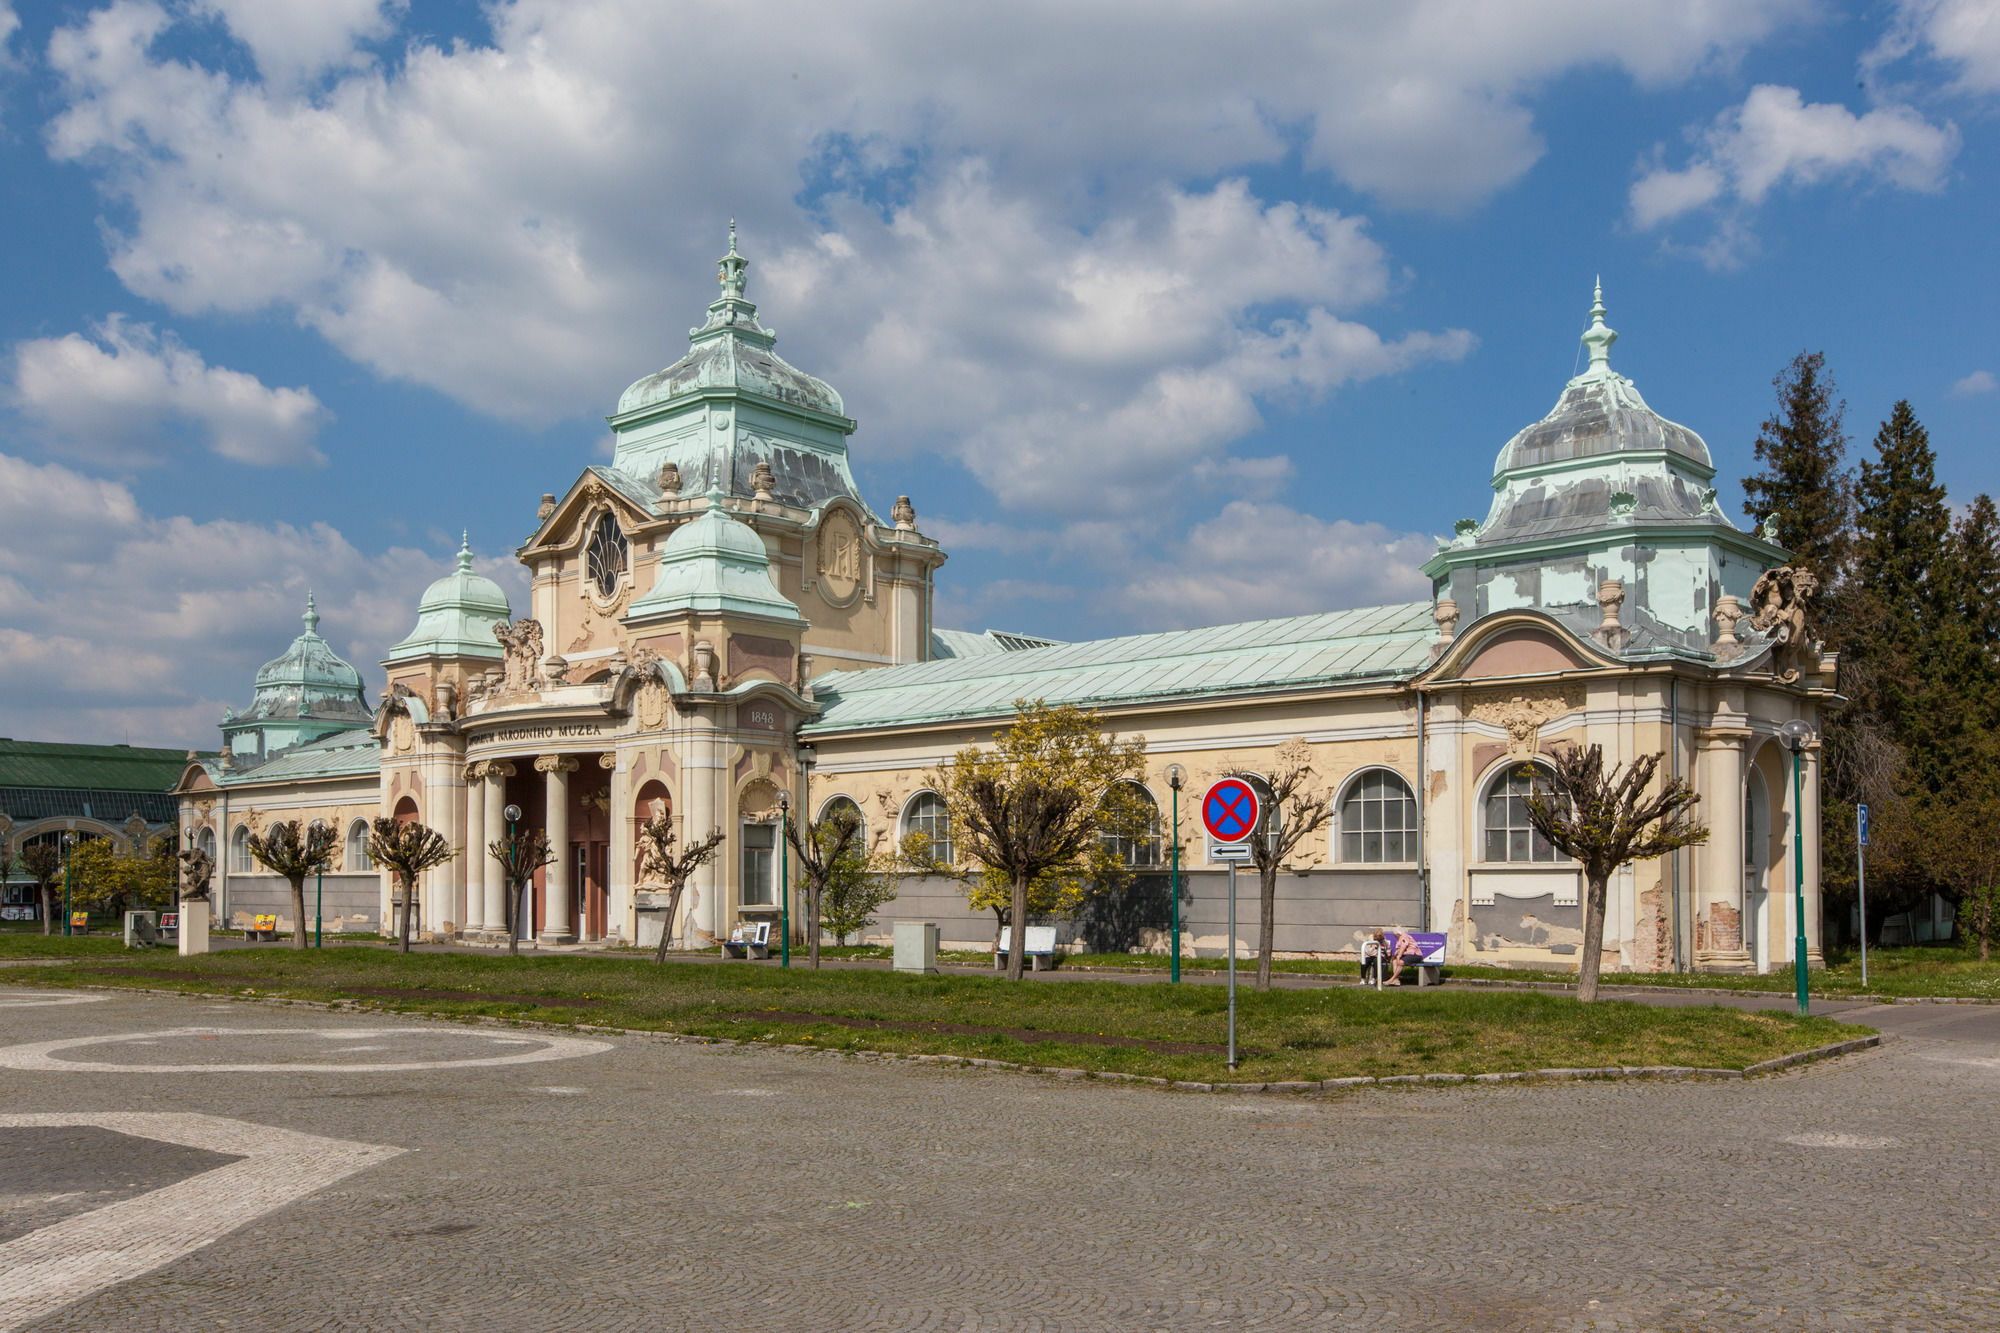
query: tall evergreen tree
[
  {"left": 1741, "top": 351, "right": 1852, "bottom": 581},
  {"left": 1853, "top": 400, "right": 1952, "bottom": 655}
]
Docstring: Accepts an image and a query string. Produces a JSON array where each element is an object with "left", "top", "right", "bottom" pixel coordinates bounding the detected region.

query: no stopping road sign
[{"left": 1202, "top": 777, "right": 1261, "bottom": 844}]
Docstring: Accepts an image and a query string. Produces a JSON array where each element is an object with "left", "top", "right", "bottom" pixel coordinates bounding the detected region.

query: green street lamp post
[
  {"left": 1779, "top": 719, "right": 1814, "bottom": 1016},
  {"left": 777, "top": 790, "right": 791, "bottom": 969},
  {"left": 315, "top": 864, "right": 323, "bottom": 949},
  {"left": 1166, "top": 764, "right": 1186, "bottom": 984}
]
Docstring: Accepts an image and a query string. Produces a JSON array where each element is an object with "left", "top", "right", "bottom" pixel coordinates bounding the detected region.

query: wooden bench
[
  {"left": 722, "top": 921, "right": 773, "bottom": 960},
  {"left": 995, "top": 924, "right": 1059, "bottom": 972},
  {"left": 1360, "top": 930, "right": 1447, "bottom": 987}
]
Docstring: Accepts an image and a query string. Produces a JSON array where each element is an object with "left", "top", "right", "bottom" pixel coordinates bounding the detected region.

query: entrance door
[{"left": 579, "top": 842, "right": 609, "bottom": 941}]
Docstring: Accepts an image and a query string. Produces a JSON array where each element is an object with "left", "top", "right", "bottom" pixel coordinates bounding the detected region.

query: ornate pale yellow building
[{"left": 177, "top": 255, "right": 1830, "bottom": 974}]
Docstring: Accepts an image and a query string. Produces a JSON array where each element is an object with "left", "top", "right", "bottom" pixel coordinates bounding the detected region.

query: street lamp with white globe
[{"left": 1778, "top": 719, "right": 1814, "bottom": 1015}]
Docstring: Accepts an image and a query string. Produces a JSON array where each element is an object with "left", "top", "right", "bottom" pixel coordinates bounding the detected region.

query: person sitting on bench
[{"left": 1374, "top": 929, "right": 1425, "bottom": 984}]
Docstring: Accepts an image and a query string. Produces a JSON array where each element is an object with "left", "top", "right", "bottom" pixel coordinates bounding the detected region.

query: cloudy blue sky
[{"left": 3, "top": 0, "right": 1997, "bottom": 747}]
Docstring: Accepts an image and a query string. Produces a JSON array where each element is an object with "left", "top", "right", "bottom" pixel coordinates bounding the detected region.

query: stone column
[
  {"left": 1695, "top": 728, "right": 1750, "bottom": 971},
  {"left": 685, "top": 710, "right": 722, "bottom": 946},
  {"left": 483, "top": 762, "right": 514, "bottom": 937},
  {"left": 1803, "top": 740, "right": 1824, "bottom": 966},
  {"left": 463, "top": 763, "right": 487, "bottom": 934},
  {"left": 601, "top": 752, "right": 629, "bottom": 943},
  {"left": 538, "top": 756, "right": 578, "bottom": 943}
]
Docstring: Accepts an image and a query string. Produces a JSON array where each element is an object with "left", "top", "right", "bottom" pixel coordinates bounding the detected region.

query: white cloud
[
  {"left": 196, "top": 0, "right": 400, "bottom": 89},
  {"left": 1631, "top": 85, "right": 1959, "bottom": 264},
  {"left": 1951, "top": 369, "right": 1997, "bottom": 396},
  {"left": 769, "top": 170, "right": 1474, "bottom": 512},
  {"left": 40, "top": 0, "right": 1800, "bottom": 432},
  {"left": 0, "top": 450, "right": 524, "bottom": 746},
  {"left": 1115, "top": 500, "right": 1435, "bottom": 628},
  {"left": 1868, "top": 0, "right": 2000, "bottom": 96},
  {"left": 9, "top": 317, "right": 330, "bottom": 467}
]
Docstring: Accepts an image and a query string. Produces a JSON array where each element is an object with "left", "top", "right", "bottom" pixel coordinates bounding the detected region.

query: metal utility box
[{"left": 893, "top": 921, "right": 939, "bottom": 974}]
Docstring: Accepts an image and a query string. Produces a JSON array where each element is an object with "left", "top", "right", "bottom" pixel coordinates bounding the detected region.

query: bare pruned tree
[
  {"left": 488, "top": 828, "right": 554, "bottom": 957},
  {"left": 21, "top": 843, "right": 60, "bottom": 936},
  {"left": 636, "top": 812, "right": 725, "bottom": 963},
  {"left": 366, "top": 817, "right": 456, "bottom": 954},
  {"left": 1523, "top": 745, "right": 1709, "bottom": 1001},
  {"left": 1228, "top": 750, "right": 1337, "bottom": 992},
  {"left": 245, "top": 820, "right": 338, "bottom": 949},
  {"left": 783, "top": 807, "right": 864, "bottom": 968}
]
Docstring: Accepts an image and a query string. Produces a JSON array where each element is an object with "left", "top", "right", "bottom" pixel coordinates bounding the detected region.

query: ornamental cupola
[
  {"left": 221, "top": 593, "right": 373, "bottom": 766},
  {"left": 1423, "top": 282, "right": 1786, "bottom": 656},
  {"left": 385, "top": 534, "right": 512, "bottom": 663},
  {"left": 626, "top": 486, "right": 805, "bottom": 628},
  {"left": 606, "top": 224, "right": 876, "bottom": 518}
]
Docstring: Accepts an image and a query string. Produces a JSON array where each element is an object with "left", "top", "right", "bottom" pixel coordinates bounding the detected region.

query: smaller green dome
[
  {"left": 627, "top": 487, "right": 804, "bottom": 624},
  {"left": 386, "top": 534, "right": 513, "bottom": 661}
]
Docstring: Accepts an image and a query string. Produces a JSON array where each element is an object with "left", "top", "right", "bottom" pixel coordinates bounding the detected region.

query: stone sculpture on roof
[{"left": 1748, "top": 566, "right": 1820, "bottom": 684}]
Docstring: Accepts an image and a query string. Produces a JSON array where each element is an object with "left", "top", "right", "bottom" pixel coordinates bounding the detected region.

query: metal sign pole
[
  {"left": 1226, "top": 857, "right": 1238, "bottom": 1070},
  {"left": 1857, "top": 803, "right": 1869, "bottom": 989}
]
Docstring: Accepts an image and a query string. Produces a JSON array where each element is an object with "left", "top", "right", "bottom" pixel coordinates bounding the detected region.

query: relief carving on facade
[
  {"left": 1464, "top": 683, "right": 1587, "bottom": 758},
  {"left": 634, "top": 680, "right": 670, "bottom": 731},
  {"left": 493, "top": 618, "right": 545, "bottom": 691},
  {"left": 1748, "top": 565, "right": 1820, "bottom": 684},
  {"left": 817, "top": 511, "right": 863, "bottom": 601},
  {"left": 390, "top": 713, "right": 416, "bottom": 754}
]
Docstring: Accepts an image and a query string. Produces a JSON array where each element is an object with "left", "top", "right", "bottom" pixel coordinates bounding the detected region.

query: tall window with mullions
[
  {"left": 1338, "top": 770, "right": 1417, "bottom": 863},
  {"left": 739, "top": 822, "right": 776, "bottom": 906},
  {"left": 1483, "top": 767, "right": 1561, "bottom": 863}
]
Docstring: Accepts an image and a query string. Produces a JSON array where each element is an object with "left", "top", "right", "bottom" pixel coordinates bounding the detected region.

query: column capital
[
  {"left": 535, "top": 755, "right": 580, "bottom": 775},
  {"left": 1696, "top": 727, "right": 1752, "bottom": 749},
  {"left": 598, "top": 751, "right": 617, "bottom": 770},
  {"left": 463, "top": 761, "right": 486, "bottom": 782},
  {"left": 486, "top": 760, "right": 517, "bottom": 778}
]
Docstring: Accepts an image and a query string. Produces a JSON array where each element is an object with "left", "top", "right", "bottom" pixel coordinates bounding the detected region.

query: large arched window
[
  {"left": 195, "top": 827, "right": 217, "bottom": 862},
  {"left": 230, "top": 825, "right": 254, "bottom": 873},
  {"left": 346, "top": 820, "right": 373, "bottom": 872},
  {"left": 1099, "top": 782, "right": 1162, "bottom": 868},
  {"left": 818, "top": 795, "right": 864, "bottom": 842},
  {"left": 903, "top": 791, "right": 952, "bottom": 864},
  {"left": 1483, "top": 765, "right": 1561, "bottom": 863},
  {"left": 1337, "top": 769, "right": 1417, "bottom": 863},
  {"left": 587, "top": 512, "right": 629, "bottom": 597}
]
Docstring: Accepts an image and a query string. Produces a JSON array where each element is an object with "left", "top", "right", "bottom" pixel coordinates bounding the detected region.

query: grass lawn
[{"left": 3, "top": 947, "right": 1861, "bottom": 1084}]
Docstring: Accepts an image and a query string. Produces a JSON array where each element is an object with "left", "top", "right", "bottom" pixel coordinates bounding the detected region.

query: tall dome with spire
[
  {"left": 604, "top": 224, "right": 876, "bottom": 518},
  {"left": 221, "top": 594, "right": 373, "bottom": 767},
  {"left": 1423, "top": 282, "right": 1786, "bottom": 653}
]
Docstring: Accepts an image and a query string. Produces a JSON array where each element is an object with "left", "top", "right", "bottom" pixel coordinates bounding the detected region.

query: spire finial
[
  {"left": 456, "top": 530, "right": 474, "bottom": 573},
  {"left": 705, "top": 483, "right": 727, "bottom": 513},
  {"left": 1580, "top": 276, "right": 1617, "bottom": 375},
  {"left": 302, "top": 590, "right": 319, "bottom": 635},
  {"left": 718, "top": 220, "right": 748, "bottom": 300}
]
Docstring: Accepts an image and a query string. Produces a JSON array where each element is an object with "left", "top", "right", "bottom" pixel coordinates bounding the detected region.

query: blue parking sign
[{"left": 1857, "top": 803, "right": 1870, "bottom": 848}]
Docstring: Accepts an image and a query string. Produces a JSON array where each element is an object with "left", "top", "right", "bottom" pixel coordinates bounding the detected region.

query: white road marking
[
  {"left": 538, "top": 1086, "right": 587, "bottom": 1095},
  {"left": 0, "top": 1027, "right": 611, "bottom": 1073},
  {"left": 0, "top": 1112, "right": 404, "bottom": 1332},
  {"left": 0, "top": 991, "right": 108, "bottom": 1008}
]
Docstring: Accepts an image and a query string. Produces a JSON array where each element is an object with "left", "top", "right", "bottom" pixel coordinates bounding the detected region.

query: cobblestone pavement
[{"left": 0, "top": 988, "right": 1992, "bottom": 1332}]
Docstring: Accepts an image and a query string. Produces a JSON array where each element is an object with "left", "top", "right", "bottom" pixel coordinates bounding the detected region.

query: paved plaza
[{"left": 0, "top": 986, "right": 1993, "bottom": 1332}]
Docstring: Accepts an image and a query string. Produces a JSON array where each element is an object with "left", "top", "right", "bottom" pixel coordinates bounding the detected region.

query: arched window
[
  {"left": 903, "top": 791, "right": 951, "bottom": 865},
  {"left": 818, "top": 795, "right": 864, "bottom": 842},
  {"left": 587, "top": 512, "right": 628, "bottom": 597},
  {"left": 346, "top": 820, "right": 373, "bottom": 872},
  {"left": 1338, "top": 769, "right": 1418, "bottom": 863},
  {"left": 196, "top": 827, "right": 216, "bottom": 862},
  {"left": 1098, "top": 782, "right": 1162, "bottom": 868},
  {"left": 1483, "top": 766, "right": 1561, "bottom": 863},
  {"left": 739, "top": 821, "right": 777, "bottom": 906},
  {"left": 230, "top": 825, "right": 254, "bottom": 873}
]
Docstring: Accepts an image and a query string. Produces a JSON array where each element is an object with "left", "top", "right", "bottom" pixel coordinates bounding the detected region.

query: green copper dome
[
  {"left": 615, "top": 225, "right": 844, "bottom": 420},
  {"left": 626, "top": 487, "right": 804, "bottom": 624},
  {"left": 386, "top": 534, "right": 512, "bottom": 661}
]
